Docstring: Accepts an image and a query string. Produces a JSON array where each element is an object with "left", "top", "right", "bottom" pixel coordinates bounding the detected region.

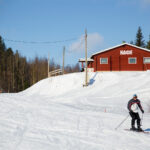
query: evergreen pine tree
[
  {"left": 146, "top": 35, "right": 150, "bottom": 50},
  {"left": 5, "top": 48, "right": 14, "bottom": 92},
  {"left": 135, "top": 26, "right": 145, "bottom": 47},
  {"left": 0, "top": 36, "right": 6, "bottom": 87}
]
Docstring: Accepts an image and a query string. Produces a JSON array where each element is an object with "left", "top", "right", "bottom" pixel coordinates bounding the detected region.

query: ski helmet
[{"left": 133, "top": 94, "right": 137, "bottom": 98}]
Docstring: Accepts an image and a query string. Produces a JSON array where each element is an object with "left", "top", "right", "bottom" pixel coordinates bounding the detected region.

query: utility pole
[
  {"left": 63, "top": 46, "right": 65, "bottom": 74},
  {"left": 84, "top": 29, "right": 88, "bottom": 86},
  {"left": 48, "top": 53, "right": 50, "bottom": 77}
]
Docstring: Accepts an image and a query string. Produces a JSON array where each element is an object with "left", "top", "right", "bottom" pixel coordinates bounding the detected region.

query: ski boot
[
  {"left": 137, "top": 126, "right": 143, "bottom": 132},
  {"left": 130, "top": 125, "right": 137, "bottom": 131}
]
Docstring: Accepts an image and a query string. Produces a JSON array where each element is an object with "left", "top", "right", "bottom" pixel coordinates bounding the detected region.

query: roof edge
[
  {"left": 79, "top": 58, "right": 94, "bottom": 62},
  {"left": 91, "top": 43, "right": 150, "bottom": 58}
]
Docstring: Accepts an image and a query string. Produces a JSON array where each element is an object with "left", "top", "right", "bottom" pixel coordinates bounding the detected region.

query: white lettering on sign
[{"left": 120, "top": 50, "right": 132, "bottom": 55}]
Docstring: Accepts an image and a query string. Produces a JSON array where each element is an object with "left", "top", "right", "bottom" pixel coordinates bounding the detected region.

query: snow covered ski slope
[{"left": 0, "top": 71, "right": 150, "bottom": 150}]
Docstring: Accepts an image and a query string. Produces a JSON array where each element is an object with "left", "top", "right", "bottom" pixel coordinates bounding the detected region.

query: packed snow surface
[{"left": 0, "top": 71, "right": 150, "bottom": 150}]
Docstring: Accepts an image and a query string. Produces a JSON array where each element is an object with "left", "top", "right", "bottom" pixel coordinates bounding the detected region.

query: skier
[{"left": 127, "top": 94, "right": 144, "bottom": 131}]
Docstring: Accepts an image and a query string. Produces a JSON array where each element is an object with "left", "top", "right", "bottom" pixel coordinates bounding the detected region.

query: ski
[
  {"left": 124, "top": 129, "right": 150, "bottom": 134},
  {"left": 144, "top": 128, "right": 150, "bottom": 132}
]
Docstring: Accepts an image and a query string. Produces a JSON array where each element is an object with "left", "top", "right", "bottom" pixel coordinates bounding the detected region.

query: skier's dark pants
[{"left": 129, "top": 112, "right": 141, "bottom": 127}]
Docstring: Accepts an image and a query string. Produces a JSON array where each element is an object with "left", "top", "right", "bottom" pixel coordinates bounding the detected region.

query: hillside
[{"left": 0, "top": 71, "right": 150, "bottom": 150}]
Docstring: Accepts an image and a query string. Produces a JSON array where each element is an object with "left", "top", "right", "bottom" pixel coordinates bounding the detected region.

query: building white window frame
[
  {"left": 128, "top": 57, "right": 137, "bottom": 64},
  {"left": 100, "top": 58, "right": 108, "bottom": 64},
  {"left": 143, "top": 57, "right": 150, "bottom": 64}
]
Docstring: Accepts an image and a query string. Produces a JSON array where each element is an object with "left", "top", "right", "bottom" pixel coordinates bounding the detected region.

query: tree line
[
  {"left": 0, "top": 36, "right": 80, "bottom": 93},
  {"left": 129, "top": 26, "right": 150, "bottom": 49}
]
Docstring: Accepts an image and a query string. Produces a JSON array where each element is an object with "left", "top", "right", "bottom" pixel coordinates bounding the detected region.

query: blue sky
[{"left": 0, "top": 0, "right": 150, "bottom": 66}]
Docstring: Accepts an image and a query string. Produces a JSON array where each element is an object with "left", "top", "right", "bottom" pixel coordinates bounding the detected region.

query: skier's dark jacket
[{"left": 127, "top": 99, "right": 143, "bottom": 112}]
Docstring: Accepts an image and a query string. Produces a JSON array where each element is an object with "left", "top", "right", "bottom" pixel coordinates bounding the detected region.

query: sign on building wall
[{"left": 120, "top": 50, "right": 132, "bottom": 55}]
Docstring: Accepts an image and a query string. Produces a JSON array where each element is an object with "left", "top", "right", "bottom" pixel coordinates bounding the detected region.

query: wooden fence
[{"left": 48, "top": 69, "right": 63, "bottom": 77}]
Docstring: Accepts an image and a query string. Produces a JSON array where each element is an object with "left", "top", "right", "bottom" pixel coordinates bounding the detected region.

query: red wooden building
[{"left": 79, "top": 43, "right": 150, "bottom": 72}]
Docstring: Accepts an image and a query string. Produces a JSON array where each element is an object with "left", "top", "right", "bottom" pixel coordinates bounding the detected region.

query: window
[
  {"left": 100, "top": 58, "right": 108, "bottom": 64},
  {"left": 128, "top": 57, "right": 136, "bottom": 64},
  {"left": 144, "top": 57, "right": 150, "bottom": 64}
]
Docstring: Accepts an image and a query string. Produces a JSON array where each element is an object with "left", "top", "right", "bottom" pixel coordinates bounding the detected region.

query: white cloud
[{"left": 69, "top": 33, "right": 103, "bottom": 53}]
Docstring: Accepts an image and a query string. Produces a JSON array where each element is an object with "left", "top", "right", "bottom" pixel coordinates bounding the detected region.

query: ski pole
[
  {"left": 115, "top": 114, "right": 129, "bottom": 130},
  {"left": 141, "top": 113, "right": 143, "bottom": 126}
]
